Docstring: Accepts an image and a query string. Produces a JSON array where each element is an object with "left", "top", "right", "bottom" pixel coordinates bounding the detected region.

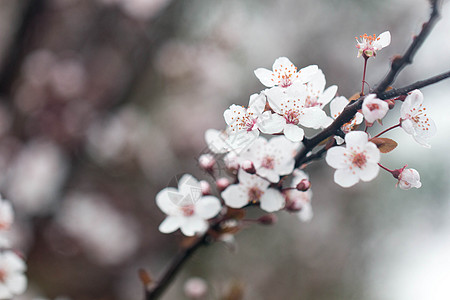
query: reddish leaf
[{"left": 370, "top": 137, "right": 398, "bottom": 153}]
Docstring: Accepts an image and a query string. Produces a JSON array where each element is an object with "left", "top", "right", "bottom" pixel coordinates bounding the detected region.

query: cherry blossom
[
  {"left": 204, "top": 129, "right": 230, "bottom": 154},
  {"left": 355, "top": 31, "right": 391, "bottom": 58},
  {"left": 263, "top": 85, "right": 330, "bottom": 142},
  {"left": 325, "top": 131, "right": 380, "bottom": 187},
  {"left": 400, "top": 89, "right": 436, "bottom": 148},
  {"left": 222, "top": 169, "right": 285, "bottom": 212},
  {"left": 0, "top": 251, "right": 27, "bottom": 299},
  {"left": 254, "top": 57, "right": 318, "bottom": 89},
  {"left": 304, "top": 70, "right": 338, "bottom": 109},
  {"left": 223, "top": 93, "right": 268, "bottom": 151},
  {"left": 362, "top": 94, "right": 389, "bottom": 123},
  {"left": 239, "top": 136, "right": 298, "bottom": 183},
  {"left": 330, "top": 96, "right": 364, "bottom": 142},
  {"left": 397, "top": 168, "right": 422, "bottom": 190},
  {"left": 156, "top": 174, "right": 222, "bottom": 236}
]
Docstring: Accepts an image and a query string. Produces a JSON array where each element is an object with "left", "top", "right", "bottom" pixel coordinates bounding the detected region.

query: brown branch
[
  {"left": 294, "top": 0, "right": 442, "bottom": 168},
  {"left": 379, "top": 70, "right": 450, "bottom": 99},
  {"left": 145, "top": 234, "right": 208, "bottom": 300},
  {"left": 373, "top": 0, "right": 440, "bottom": 95}
]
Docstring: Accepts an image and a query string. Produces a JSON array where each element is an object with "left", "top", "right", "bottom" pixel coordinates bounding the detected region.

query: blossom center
[
  {"left": 248, "top": 187, "right": 263, "bottom": 203},
  {"left": 261, "top": 156, "right": 275, "bottom": 169},
  {"left": 366, "top": 103, "right": 380, "bottom": 111},
  {"left": 284, "top": 110, "right": 300, "bottom": 125},
  {"left": 352, "top": 153, "right": 367, "bottom": 168},
  {"left": 180, "top": 205, "right": 195, "bottom": 217}
]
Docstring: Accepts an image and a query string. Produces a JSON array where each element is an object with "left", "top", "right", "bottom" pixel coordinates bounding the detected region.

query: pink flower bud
[
  {"left": 241, "top": 160, "right": 256, "bottom": 174},
  {"left": 199, "top": 180, "right": 211, "bottom": 195},
  {"left": 296, "top": 179, "right": 311, "bottom": 191},
  {"left": 198, "top": 154, "right": 215, "bottom": 171},
  {"left": 216, "top": 177, "right": 231, "bottom": 192},
  {"left": 285, "top": 198, "right": 303, "bottom": 212},
  {"left": 184, "top": 277, "right": 208, "bottom": 299},
  {"left": 397, "top": 168, "right": 422, "bottom": 190},
  {"left": 258, "top": 214, "right": 278, "bottom": 225}
]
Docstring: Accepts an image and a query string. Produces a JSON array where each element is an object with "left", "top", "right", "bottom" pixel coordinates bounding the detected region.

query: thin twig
[
  {"left": 145, "top": 234, "right": 208, "bottom": 300},
  {"left": 379, "top": 70, "right": 450, "bottom": 99}
]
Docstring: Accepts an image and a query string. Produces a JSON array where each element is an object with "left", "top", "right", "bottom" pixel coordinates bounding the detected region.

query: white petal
[
  {"left": 156, "top": 187, "right": 181, "bottom": 215},
  {"left": 224, "top": 105, "right": 245, "bottom": 126},
  {"left": 3, "top": 252, "right": 26, "bottom": 272},
  {"left": 344, "top": 131, "right": 369, "bottom": 148},
  {"left": 179, "top": 217, "right": 208, "bottom": 236},
  {"left": 260, "top": 188, "right": 285, "bottom": 212},
  {"left": 257, "top": 168, "right": 279, "bottom": 183},
  {"left": 401, "top": 90, "right": 423, "bottom": 118},
  {"left": 325, "top": 146, "right": 348, "bottom": 169},
  {"left": 273, "top": 57, "right": 295, "bottom": 72},
  {"left": 359, "top": 163, "right": 379, "bottom": 182},
  {"left": 0, "top": 286, "right": 12, "bottom": 299},
  {"left": 254, "top": 68, "right": 275, "bottom": 87},
  {"left": 258, "top": 112, "right": 285, "bottom": 134},
  {"left": 375, "top": 31, "right": 391, "bottom": 49},
  {"left": 330, "top": 96, "right": 349, "bottom": 119},
  {"left": 401, "top": 119, "right": 415, "bottom": 135},
  {"left": 298, "top": 65, "right": 319, "bottom": 83},
  {"left": 308, "top": 70, "right": 326, "bottom": 93},
  {"left": 365, "top": 142, "right": 381, "bottom": 163},
  {"left": 221, "top": 185, "right": 249, "bottom": 209},
  {"left": 226, "top": 131, "right": 259, "bottom": 153},
  {"left": 318, "top": 85, "right": 338, "bottom": 107},
  {"left": 334, "top": 168, "right": 359, "bottom": 187},
  {"left": 248, "top": 93, "right": 266, "bottom": 115},
  {"left": 297, "top": 202, "right": 313, "bottom": 222},
  {"left": 298, "top": 107, "right": 329, "bottom": 129},
  {"left": 283, "top": 124, "right": 304, "bottom": 142},
  {"left": 178, "top": 174, "right": 201, "bottom": 198},
  {"left": 5, "top": 273, "right": 27, "bottom": 295},
  {"left": 158, "top": 216, "right": 180, "bottom": 234},
  {"left": 265, "top": 87, "right": 286, "bottom": 114},
  {"left": 195, "top": 196, "right": 221, "bottom": 219}
]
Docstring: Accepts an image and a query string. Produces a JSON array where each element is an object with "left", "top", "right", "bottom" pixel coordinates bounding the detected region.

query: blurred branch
[
  {"left": 0, "top": 0, "right": 46, "bottom": 98},
  {"left": 145, "top": 234, "right": 208, "bottom": 300},
  {"left": 294, "top": 0, "right": 442, "bottom": 168}
]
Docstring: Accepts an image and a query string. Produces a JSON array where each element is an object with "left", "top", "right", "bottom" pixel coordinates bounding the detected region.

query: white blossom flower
[
  {"left": 263, "top": 85, "right": 330, "bottom": 142},
  {"left": 254, "top": 57, "right": 318, "bottom": 89},
  {"left": 400, "top": 90, "right": 436, "bottom": 148},
  {"left": 330, "top": 96, "right": 364, "bottom": 143},
  {"left": 304, "top": 70, "right": 338, "bottom": 109},
  {"left": 222, "top": 169, "right": 285, "bottom": 212},
  {"left": 355, "top": 31, "right": 391, "bottom": 58},
  {"left": 239, "top": 136, "right": 298, "bottom": 183},
  {"left": 362, "top": 94, "right": 389, "bottom": 123},
  {"left": 156, "top": 174, "right": 221, "bottom": 236},
  {"left": 284, "top": 169, "right": 313, "bottom": 222},
  {"left": 223, "top": 93, "right": 268, "bottom": 151},
  {"left": 0, "top": 251, "right": 27, "bottom": 299},
  {"left": 397, "top": 168, "right": 422, "bottom": 190},
  {"left": 326, "top": 131, "right": 380, "bottom": 187},
  {"left": 0, "top": 196, "right": 13, "bottom": 231}
]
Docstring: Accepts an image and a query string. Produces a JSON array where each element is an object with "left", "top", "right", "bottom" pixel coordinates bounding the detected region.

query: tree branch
[
  {"left": 294, "top": 0, "right": 442, "bottom": 168},
  {"left": 379, "top": 70, "right": 450, "bottom": 99},
  {"left": 145, "top": 234, "right": 208, "bottom": 300}
]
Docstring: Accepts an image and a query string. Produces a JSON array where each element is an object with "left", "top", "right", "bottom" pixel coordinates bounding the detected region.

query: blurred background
[{"left": 0, "top": 0, "right": 449, "bottom": 299}]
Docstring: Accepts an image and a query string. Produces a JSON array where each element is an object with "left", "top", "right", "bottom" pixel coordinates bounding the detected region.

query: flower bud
[
  {"left": 199, "top": 180, "right": 211, "bottom": 195},
  {"left": 296, "top": 179, "right": 311, "bottom": 192},
  {"left": 241, "top": 160, "right": 256, "bottom": 174},
  {"left": 257, "top": 214, "right": 277, "bottom": 225},
  {"left": 198, "top": 154, "right": 215, "bottom": 171},
  {"left": 397, "top": 168, "right": 422, "bottom": 190},
  {"left": 184, "top": 277, "right": 208, "bottom": 299},
  {"left": 386, "top": 99, "right": 396, "bottom": 109},
  {"left": 224, "top": 153, "right": 239, "bottom": 173},
  {"left": 285, "top": 198, "right": 303, "bottom": 212},
  {"left": 216, "top": 177, "right": 231, "bottom": 192}
]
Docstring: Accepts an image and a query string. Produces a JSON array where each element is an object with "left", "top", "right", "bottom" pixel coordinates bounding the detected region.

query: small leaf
[{"left": 370, "top": 137, "right": 398, "bottom": 153}]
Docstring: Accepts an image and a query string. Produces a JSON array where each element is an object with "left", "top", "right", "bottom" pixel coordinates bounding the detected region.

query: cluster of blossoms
[
  {"left": 0, "top": 196, "right": 27, "bottom": 299},
  {"left": 155, "top": 31, "right": 436, "bottom": 238}
]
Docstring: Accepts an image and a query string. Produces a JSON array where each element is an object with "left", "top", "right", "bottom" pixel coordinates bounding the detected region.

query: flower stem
[
  {"left": 373, "top": 122, "right": 401, "bottom": 138},
  {"left": 378, "top": 163, "right": 394, "bottom": 173},
  {"left": 361, "top": 57, "right": 369, "bottom": 95}
]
